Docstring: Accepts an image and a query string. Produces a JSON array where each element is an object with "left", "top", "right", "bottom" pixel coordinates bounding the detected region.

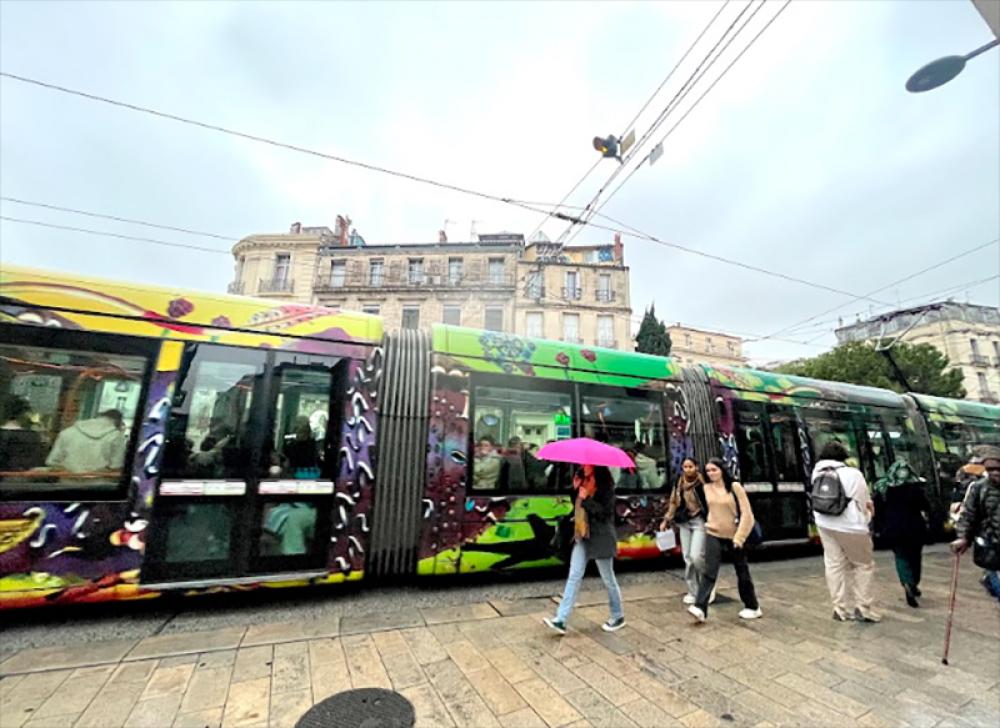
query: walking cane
[{"left": 941, "top": 551, "right": 961, "bottom": 666}]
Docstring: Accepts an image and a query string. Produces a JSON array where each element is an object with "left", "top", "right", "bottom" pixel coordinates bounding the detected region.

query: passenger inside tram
[{"left": 0, "top": 342, "right": 144, "bottom": 487}]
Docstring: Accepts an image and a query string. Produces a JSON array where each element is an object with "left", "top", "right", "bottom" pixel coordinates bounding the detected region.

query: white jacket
[
  {"left": 811, "top": 459, "right": 872, "bottom": 534},
  {"left": 46, "top": 417, "right": 127, "bottom": 473}
]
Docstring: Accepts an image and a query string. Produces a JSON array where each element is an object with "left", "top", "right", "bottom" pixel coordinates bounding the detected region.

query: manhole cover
[{"left": 295, "top": 688, "right": 415, "bottom": 728}]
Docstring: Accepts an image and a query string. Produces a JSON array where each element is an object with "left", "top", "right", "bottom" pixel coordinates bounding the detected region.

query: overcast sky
[{"left": 1, "top": 0, "right": 998, "bottom": 364}]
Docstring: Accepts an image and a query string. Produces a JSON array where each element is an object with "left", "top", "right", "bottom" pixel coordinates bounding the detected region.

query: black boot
[{"left": 904, "top": 583, "right": 919, "bottom": 608}]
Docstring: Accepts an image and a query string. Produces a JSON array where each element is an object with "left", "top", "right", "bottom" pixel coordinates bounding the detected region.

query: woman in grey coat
[{"left": 544, "top": 464, "right": 625, "bottom": 634}]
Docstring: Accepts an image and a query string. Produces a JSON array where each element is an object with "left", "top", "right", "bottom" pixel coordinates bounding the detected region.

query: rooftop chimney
[
  {"left": 439, "top": 229, "right": 448, "bottom": 243},
  {"left": 290, "top": 222, "right": 302, "bottom": 234},
  {"left": 613, "top": 232, "right": 624, "bottom": 264},
  {"left": 334, "top": 215, "right": 352, "bottom": 247}
]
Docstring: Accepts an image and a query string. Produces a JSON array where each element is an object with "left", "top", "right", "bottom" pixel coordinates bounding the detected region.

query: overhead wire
[
  {"left": 0, "top": 196, "right": 237, "bottom": 241},
  {"left": 754, "top": 237, "right": 1000, "bottom": 341},
  {"left": 567, "top": 0, "right": 793, "bottom": 241},
  {"left": 526, "top": 0, "right": 732, "bottom": 242},
  {"left": 559, "top": 0, "right": 763, "bottom": 244}
]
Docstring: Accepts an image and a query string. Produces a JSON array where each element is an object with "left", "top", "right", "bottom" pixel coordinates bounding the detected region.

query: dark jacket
[
  {"left": 956, "top": 477, "right": 1000, "bottom": 545},
  {"left": 880, "top": 483, "right": 930, "bottom": 545},
  {"left": 579, "top": 479, "right": 617, "bottom": 560}
]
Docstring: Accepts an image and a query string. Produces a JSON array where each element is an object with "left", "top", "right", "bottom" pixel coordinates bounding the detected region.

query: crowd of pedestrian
[{"left": 542, "top": 438, "right": 1000, "bottom": 637}]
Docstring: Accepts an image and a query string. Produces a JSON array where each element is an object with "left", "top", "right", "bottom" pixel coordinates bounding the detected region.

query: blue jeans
[
  {"left": 555, "top": 542, "right": 624, "bottom": 623},
  {"left": 985, "top": 570, "right": 1000, "bottom": 603},
  {"left": 677, "top": 518, "right": 706, "bottom": 598}
]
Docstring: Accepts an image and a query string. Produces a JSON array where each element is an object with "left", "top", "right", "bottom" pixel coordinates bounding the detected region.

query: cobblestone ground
[{"left": 1, "top": 545, "right": 998, "bottom": 728}]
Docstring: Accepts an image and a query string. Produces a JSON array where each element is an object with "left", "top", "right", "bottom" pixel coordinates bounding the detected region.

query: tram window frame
[
  {"left": 467, "top": 374, "right": 576, "bottom": 495},
  {"left": 160, "top": 344, "right": 270, "bottom": 482},
  {"left": 733, "top": 403, "right": 769, "bottom": 484},
  {"left": 579, "top": 383, "right": 668, "bottom": 493},
  {"left": 766, "top": 404, "right": 805, "bottom": 483},
  {"left": 0, "top": 323, "right": 158, "bottom": 501},
  {"left": 803, "top": 408, "right": 864, "bottom": 467}
]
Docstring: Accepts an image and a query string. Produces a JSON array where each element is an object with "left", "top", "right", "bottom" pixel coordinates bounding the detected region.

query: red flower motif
[
  {"left": 167, "top": 298, "right": 194, "bottom": 319},
  {"left": 556, "top": 352, "right": 570, "bottom": 366},
  {"left": 581, "top": 349, "right": 596, "bottom": 362},
  {"left": 211, "top": 315, "right": 231, "bottom": 328}
]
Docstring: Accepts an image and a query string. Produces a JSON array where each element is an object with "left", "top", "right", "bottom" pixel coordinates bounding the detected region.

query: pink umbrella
[{"left": 535, "top": 438, "right": 635, "bottom": 469}]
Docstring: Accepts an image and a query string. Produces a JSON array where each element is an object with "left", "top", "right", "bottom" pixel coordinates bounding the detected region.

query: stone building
[
  {"left": 228, "top": 223, "right": 633, "bottom": 349},
  {"left": 666, "top": 323, "right": 746, "bottom": 367},
  {"left": 835, "top": 302, "right": 1000, "bottom": 403}
]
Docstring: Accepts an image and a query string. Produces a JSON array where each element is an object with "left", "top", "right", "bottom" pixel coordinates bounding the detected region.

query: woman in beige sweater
[{"left": 688, "top": 458, "right": 762, "bottom": 623}]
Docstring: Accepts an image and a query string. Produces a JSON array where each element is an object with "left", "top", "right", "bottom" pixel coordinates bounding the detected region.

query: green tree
[
  {"left": 635, "top": 305, "right": 672, "bottom": 356},
  {"left": 776, "top": 341, "right": 966, "bottom": 398}
]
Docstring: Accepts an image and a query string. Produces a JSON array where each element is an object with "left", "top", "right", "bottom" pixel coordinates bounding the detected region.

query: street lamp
[{"left": 906, "top": 37, "right": 999, "bottom": 92}]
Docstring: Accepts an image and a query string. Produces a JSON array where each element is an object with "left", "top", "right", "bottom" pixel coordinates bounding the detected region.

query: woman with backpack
[
  {"left": 811, "top": 441, "right": 880, "bottom": 622},
  {"left": 687, "top": 458, "right": 761, "bottom": 623}
]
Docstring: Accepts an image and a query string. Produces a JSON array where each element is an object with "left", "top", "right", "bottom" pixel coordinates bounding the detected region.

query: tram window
[
  {"left": 805, "top": 413, "right": 862, "bottom": 466},
  {"left": 260, "top": 501, "right": 317, "bottom": 555},
  {"left": 161, "top": 345, "right": 266, "bottom": 480},
  {"left": 0, "top": 335, "right": 149, "bottom": 492},
  {"left": 866, "top": 426, "right": 889, "bottom": 480},
  {"left": 264, "top": 361, "right": 341, "bottom": 480},
  {"left": 735, "top": 411, "right": 768, "bottom": 483},
  {"left": 769, "top": 412, "right": 801, "bottom": 482},
  {"left": 160, "top": 502, "right": 233, "bottom": 562},
  {"left": 582, "top": 391, "right": 665, "bottom": 490},
  {"left": 471, "top": 384, "right": 573, "bottom": 493}
]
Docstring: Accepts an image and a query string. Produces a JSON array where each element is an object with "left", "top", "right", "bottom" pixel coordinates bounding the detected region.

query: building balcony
[
  {"left": 562, "top": 287, "right": 582, "bottom": 301},
  {"left": 596, "top": 339, "right": 617, "bottom": 349},
  {"left": 595, "top": 289, "right": 616, "bottom": 302},
  {"left": 561, "top": 335, "right": 583, "bottom": 344},
  {"left": 971, "top": 354, "right": 990, "bottom": 367},
  {"left": 315, "top": 272, "right": 514, "bottom": 291},
  {"left": 227, "top": 281, "right": 245, "bottom": 295},
  {"left": 258, "top": 277, "right": 294, "bottom": 294}
]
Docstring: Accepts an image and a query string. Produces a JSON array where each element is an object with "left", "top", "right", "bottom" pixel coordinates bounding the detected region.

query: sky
[{"left": 1, "top": 0, "right": 998, "bottom": 365}]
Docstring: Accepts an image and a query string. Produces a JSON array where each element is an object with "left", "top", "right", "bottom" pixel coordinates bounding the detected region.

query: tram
[{"left": 0, "top": 265, "right": 997, "bottom": 608}]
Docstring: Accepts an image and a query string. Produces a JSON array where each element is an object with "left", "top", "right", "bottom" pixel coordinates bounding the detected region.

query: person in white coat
[
  {"left": 812, "top": 440, "right": 880, "bottom": 623},
  {"left": 46, "top": 409, "right": 127, "bottom": 474}
]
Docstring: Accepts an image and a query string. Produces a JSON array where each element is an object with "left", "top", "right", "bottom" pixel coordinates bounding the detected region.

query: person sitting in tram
[
  {"left": 283, "top": 416, "right": 321, "bottom": 478},
  {"left": 0, "top": 394, "right": 45, "bottom": 477},
  {"left": 473, "top": 435, "right": 503, "bottom": 490},
  {"left": 45, "top": 409, "right": 126, "bottom": 475}
]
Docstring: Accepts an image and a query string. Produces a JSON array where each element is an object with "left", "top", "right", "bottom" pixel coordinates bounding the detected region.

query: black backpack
[{"left": 811, "top": 465, "right": 851, "bottom": 516}]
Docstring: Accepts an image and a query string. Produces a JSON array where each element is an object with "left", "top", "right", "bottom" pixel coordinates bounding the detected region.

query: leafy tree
[
  {"left": 635, "top": 305, "right": 672, "bottom": 356},
  {"left": 776, "top": 341, "right": 966, "bottom": 398}
]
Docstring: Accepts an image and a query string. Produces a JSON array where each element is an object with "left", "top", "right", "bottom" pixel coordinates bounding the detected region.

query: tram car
[{"left": 0, "top": 266, "right": 997, "bottom": 608}]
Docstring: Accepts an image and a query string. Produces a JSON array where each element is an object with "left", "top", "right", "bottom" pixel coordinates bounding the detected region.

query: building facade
[
  {"left": 835, "top": 302, "right": 1000, "bottom": 403},
  {"left": 229, "top": 225, "right": 633, "bottom": 349},
  {"left": 515, "top": 238, "right": 631, "bottom": 349},
  {"left": 666, "top": 324, "right": 746, "bottom": 367}
]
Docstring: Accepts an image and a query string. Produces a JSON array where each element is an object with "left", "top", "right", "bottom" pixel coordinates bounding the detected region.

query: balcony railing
[
  {"left": 562, "top": 287, "right": 582, "bottom": 301},
  {"left": 313, "top": 270, "right": 516, "bottom": 290},
  {"left": 561, "top": 335, "right": 583, "bottom": 344},
  {"left": 258, "top": 277, "right": 294, "bottom": 294},
  {"left": 596, "top": 339, "right": 617, "bottom": 349},
  {"left": 595, "top": 289, "right": 616, "bottom": 302},
  {"left": 971, "top": 354, "right": 989, "bottom": 367},
  {"left": 227, "top": 281, "right": 245, "bottom": 295}
]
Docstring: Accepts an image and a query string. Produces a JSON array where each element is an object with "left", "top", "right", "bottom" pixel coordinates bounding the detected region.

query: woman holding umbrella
[{"left": 539, "top": 438, "right": 629, "bottom": 635}]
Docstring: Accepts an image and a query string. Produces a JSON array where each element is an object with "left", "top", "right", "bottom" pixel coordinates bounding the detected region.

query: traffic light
[{"left": 592, "top": 135, "right": 621, "bottom": 161}]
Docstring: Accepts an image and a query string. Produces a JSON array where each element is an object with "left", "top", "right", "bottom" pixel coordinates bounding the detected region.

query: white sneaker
[
  {"left": 738, "top": 608, "right": 762, "bottom": 620},
  {"left": 683, "top": 594, "right": 696, "bottom": 605},
  {"left": 687, "top": 605, "right": 706, "bottom": 623}
]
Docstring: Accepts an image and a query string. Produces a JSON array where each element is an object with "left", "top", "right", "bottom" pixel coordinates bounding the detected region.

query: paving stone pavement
[{"left": 1, "top": 547, "right": 997, "bottom": 728}]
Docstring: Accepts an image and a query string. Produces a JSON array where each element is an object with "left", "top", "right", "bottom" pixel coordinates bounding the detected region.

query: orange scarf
[{"left": 573, "top": 470, "right": 596, "bottom": 541}]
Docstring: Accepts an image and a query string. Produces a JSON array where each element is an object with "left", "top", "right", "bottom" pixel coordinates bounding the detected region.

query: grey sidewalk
[{"left": 1, "top": 547, "right": 998, "bottom": 728}]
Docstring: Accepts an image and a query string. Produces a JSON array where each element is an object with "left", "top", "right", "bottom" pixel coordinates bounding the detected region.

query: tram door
[
  {"left": 142, "top": 343, "right": 345, "bottom": 584},
  {"left": 733, "top": 402, "right": 809, "bottom": 541}
]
